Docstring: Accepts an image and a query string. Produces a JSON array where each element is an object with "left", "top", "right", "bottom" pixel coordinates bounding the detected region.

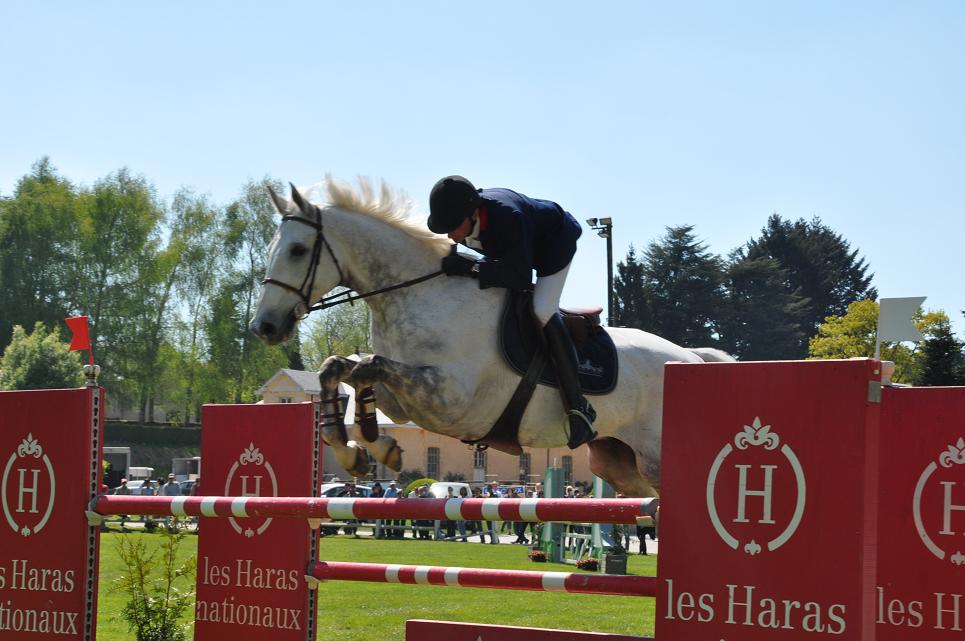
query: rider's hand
[{"left": 441, "top": 253, "right": 479, "bottom": 278}]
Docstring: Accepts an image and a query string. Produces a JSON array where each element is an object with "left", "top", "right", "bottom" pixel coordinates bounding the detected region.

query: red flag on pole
[{"left": 65, "top": 316, "right": 94, "bottom": 365}]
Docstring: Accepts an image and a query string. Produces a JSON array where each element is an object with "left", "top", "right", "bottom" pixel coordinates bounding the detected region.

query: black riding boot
[{"left": 543, "top": 314, "right": 598, "bottom": 449}]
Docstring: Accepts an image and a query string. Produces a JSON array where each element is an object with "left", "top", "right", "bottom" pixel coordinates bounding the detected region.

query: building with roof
[{"left": 257, "top": 368, "right": 595, "bottom": 488}]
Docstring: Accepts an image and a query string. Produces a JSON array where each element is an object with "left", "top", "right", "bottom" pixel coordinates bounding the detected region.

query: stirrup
[{"left": 564, "top": 409, "right": 597, "bottom": 449}]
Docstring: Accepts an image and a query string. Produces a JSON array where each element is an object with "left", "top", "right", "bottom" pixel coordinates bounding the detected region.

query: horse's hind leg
[
  {"left": 587, "top": 437, "right": 659, "bottom": 497},
  {"left": 318, "top": 356, "right": 371, "bottom": 478}
]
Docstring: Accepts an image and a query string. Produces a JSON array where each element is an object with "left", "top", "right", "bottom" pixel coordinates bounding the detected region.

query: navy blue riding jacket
[{"left": 462, "top": 188, "right": 582, "bottom": 290}]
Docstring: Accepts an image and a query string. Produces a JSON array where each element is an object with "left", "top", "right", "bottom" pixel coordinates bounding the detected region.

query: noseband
[
  {"left": 261, "top": 206, "right": 445, "bottom": 319},
  {"left": 261, "top": 207, "right": 346, "bottom": 320}
]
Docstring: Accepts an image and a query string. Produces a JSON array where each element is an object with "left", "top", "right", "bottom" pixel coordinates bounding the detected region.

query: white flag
[{"left": 877, "top": 297, "right": 926, "bottom": 343}]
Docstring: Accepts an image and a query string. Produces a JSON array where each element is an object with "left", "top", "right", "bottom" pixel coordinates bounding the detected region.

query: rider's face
[{"left": 447, "top": 212, "right": 476, "bottom": 243}]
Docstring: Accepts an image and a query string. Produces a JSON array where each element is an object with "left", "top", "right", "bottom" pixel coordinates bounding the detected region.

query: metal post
[
  {"left": 606, "top": 230, "right": 613, "bottom": 326},
  {"left": 585, "top": 217, "right": 614, "bottom": 326}
]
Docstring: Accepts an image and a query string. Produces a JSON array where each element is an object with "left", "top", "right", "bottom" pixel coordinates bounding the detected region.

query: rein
[
  {"left": 262, "top": 208, "right": 444, "bottom": 318},
  {"left": 308, "top": 270, "right": 444, "bottom": 313}
]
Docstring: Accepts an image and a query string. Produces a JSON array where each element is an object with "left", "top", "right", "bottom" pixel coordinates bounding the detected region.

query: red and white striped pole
[
  {"left": 307, "top": 561, "right": 656, "bottom": 597},
  {"left": 90, "top": 495, "right": 657, "bottom": 525}
]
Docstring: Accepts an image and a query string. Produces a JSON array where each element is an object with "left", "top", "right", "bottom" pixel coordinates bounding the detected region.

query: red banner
[
  {"left": 405, "top": 620, "right": 648, "bottom": 640},
  {"left": 0, "top": 387, "right": 102, "bottom": 640},
  {"left": 194, "top": 402, "right": 319, "bottom": 641},
  {"left": 656, "top": 359, "right": 880, "bottom": 641},
  {"left": 64, "top": 317, "right": 93, "bottom": 364},
  {"left": 877, "top": 386, "right": 965, "bottom": 639}
]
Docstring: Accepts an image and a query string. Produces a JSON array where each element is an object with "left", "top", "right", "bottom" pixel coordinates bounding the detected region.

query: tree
[
  {"left": 72, "top": 168, "right": 166, "bottom": 404},
  {"left": 612, "top": 246, "right": 651, "bottom": 329},
  {"left": 630, "top": 225, "right": 726, "bottom": 347},
  {"left": 301, "top": 292, "right": 372, "bottom": 369},
  {"left": 217, "top": 178, "right": 298, "bottom": 401},
  {"left": 719, "top": 254, "right": 810, "bottom": 360},
  {"left": 808, "top": 300, "right": 948, "bottom": 383},
  {"left": 741, "top": 214, "right": 877, "bottom": 357},
  {"left": 0, "top": 322, "right": 84, "bottom": 390},
  {"left": 915, "top": 316, "right": 965, "bottom": 386},
  {"left": 0, "top": 158, "right": 82, "bottom": 350},
  {"left": 167, "top": 189, "right": 226, "bottom": 423}
]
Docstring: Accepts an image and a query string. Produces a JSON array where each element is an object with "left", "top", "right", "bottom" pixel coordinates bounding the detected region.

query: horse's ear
[
  {"left": 267, "top": 186, "right": 288, "bottom": 214},
  {"left": 289, "top": 183, "right": 310, "bottom": 212}
]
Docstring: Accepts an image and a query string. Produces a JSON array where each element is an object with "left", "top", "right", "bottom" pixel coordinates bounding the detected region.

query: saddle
[
  {"left": 500, "top": 290, "right": 618, "bottom": 394},
  {"left": 462, "top": 290, "right": 618, "bottom": 455}
]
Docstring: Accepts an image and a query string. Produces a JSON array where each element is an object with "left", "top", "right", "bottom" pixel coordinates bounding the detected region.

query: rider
[{"left": 426, "top": 175, "right": 597, "bottom": 449}]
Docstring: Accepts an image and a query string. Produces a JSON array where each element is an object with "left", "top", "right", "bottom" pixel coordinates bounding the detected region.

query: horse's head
[{"left": 250, "top": 184, "right": 343, "bottom": 345}]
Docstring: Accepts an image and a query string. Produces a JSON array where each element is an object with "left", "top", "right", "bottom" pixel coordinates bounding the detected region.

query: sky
[{"left": 2, "top": 2, "right": 963, "bottom": 336}]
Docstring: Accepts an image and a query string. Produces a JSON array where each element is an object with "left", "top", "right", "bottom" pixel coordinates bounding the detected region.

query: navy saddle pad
[{"left": 499, "top": 290, "right": 618, "bottom": 395}]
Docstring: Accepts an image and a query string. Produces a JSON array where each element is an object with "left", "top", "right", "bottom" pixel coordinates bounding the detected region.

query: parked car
[
  {"left": 319, "top": 483, "right": 373, "bottom": 498},
  {"left": 317, "top": 483, "right": 374, "bottom": 535},
  {"left": 179, "top": 480, "right": 196, "bottom": 496},
  {"left": 428, "top": 481, "right": 472, "bottom": 499}
]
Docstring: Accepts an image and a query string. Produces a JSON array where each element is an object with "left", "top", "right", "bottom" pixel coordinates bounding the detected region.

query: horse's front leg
[
  {"left": 346, "top": 383, "right": 404, "bottom": 472},
  {"left": 346, "top": 354, "right": 449, "bottom": 472},
  {"left": 318, "top": 356, "right": 370, "bottom": 478},
  {"left": 348, "top": 354, "right": 445, "bottom": 404}
]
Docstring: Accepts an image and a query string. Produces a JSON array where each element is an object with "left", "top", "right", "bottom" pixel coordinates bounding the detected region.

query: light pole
[{"left": 585, "top": 217, "right": 613, "bottom": 326}]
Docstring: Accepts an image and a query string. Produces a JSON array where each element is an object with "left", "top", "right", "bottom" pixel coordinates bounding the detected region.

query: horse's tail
[{"left": 688, "top": 347, "right": 737, "bottom": 363}]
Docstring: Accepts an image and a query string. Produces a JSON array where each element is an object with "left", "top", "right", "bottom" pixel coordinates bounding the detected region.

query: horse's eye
[{"left": 290, "top": 244, "right": 308, "bottom": 258}]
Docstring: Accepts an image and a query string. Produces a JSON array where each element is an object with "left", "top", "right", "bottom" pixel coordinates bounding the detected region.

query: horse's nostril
[{"left": 260, "top": 321, "right": 276, "bottom": 339}]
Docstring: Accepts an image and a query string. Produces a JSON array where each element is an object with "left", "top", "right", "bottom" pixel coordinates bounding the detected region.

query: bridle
[
  {"left": 261, "top": 205, "right": 444, "bottom": 320},
  {"left": 261, "top": 206, "right": 345, "bottom": 320}
]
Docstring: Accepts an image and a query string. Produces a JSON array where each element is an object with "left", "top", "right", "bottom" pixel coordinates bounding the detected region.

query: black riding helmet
[{"left": 427, "top": 175, "right": 481, "bottom": 233}]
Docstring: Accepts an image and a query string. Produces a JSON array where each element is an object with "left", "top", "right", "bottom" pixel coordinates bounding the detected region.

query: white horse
[{"left": 250, "top": 178, "right": 733, "bottom": 497}]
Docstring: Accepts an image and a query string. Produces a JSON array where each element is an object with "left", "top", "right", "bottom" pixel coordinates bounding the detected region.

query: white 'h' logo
[
  {"left": 706, "top": 418, "right": 806, "bottom": 555},
  {"left": 17, "top": 468, "right": 41, "bottom": 514},
  {"left": 734, "top": 464, "right": 777, "bottom": 525},
  {"left": 3, "top": 434, "right": 56, "bottom": 537}
]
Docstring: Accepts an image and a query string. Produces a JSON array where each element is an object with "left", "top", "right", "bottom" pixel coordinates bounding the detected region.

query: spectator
[
  {"left": 337, "top": 481, "right": 363, "bottom": 536},
  {"left": 444, "top": 487, "right": 456, "bottom": 540},
  {"left": 162, "top": 474, "right": 181, "bottom": 530},
  {"left": 114, "top": 478, "right": 131, "bottom": 527},
  {"left": 500, "top": 486, "right": 513, "bottom": 534},
  {"left": 508, "top": 488, "right": 528, "bottom": 544},
  {"left": 162, "top": 474, "right": 181, "bottom": 496},
  {"left": 613, "top": 493, "right": 632, "bottom": 553},
  {"left": 482, "top": 482, "right": 500, "bottom": 543},
  {"left": 114, "top": 478, "right": 132, "bottom": 495},
  {"left": 455, "top": 487, "right": 470, "bottom": 542},
  {"left": 370, "top": 482, "right": 385, "bottom": 538},
  {"left": 469, "top": 487, "right": 486, "bottom": 543},
  {"left": 416, "top": 485, "right": 433, "bottom": 539},
  {"left": 383, "top": 481, "right": 402, "bottom": 539}
]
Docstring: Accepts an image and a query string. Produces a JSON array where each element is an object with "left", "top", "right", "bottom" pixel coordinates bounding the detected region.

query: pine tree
[
  {"left": 719, "top": 255, "right": 810, "bottom": 360},
  {"left": 612, "top": 246, "right": 651, "bottom": 329},
  {"left": 915, "top": 317, "right": 965, "bottom": 386},
  {"left": 740, "top": 214, "right": 877, "bottom": 357},
  {"left": 625, "top": 226, "right": 725, "bottom": 347}
]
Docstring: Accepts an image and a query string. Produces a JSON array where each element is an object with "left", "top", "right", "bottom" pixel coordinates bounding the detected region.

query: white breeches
[{"left": 533, "top": 263, "right": 570, "bottom": 326}]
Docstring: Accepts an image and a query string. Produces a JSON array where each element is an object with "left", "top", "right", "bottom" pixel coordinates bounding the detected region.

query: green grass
[{"left": 97, "top": 529, "right": 657, "bottom": 640}]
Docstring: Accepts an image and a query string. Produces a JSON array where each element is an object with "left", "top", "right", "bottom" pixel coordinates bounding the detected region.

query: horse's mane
[{"left": 310, "top": 176, "right": 450, "bottom": 255}]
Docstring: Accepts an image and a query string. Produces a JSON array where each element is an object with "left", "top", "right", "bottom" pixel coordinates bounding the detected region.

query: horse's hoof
[
  {"left": 384, "top": 445, "right": 404, "bottom": 473},
  {"left": 350, "top": 448, "right": 370, "bottom": 477}
]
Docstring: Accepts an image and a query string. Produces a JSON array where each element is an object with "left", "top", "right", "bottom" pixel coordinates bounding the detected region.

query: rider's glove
[{"left": 441, "top": 253, "right": 479, "bottom": 278}]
